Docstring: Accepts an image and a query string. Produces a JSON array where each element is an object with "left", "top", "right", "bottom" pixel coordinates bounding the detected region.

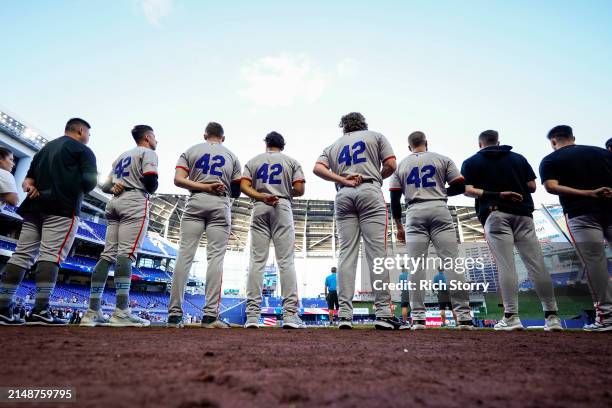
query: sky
[{"left": 2, "top": 0, "right": 611, "bottom": 207}]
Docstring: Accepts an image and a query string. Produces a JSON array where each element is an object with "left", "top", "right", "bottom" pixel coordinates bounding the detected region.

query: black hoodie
[{"left": 461, "top": 145, "right": 536, "bottom": 225}]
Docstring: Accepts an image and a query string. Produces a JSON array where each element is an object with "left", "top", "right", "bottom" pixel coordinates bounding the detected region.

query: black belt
[
  {"left": 190, "top": 190, "right": 229, "bottom": 198},
  {"left": 336, "top": 179, "right": 374, "bottom": 191},
  {"left": 119, "top": 187, "right": 149, "bottom": 197}
]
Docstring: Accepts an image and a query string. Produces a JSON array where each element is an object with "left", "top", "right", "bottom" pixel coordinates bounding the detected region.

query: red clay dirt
[{"left": 0, "top": 327, "right": 610, "bottom": 408}]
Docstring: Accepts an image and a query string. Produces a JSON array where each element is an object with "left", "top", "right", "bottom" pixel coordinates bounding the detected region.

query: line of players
[{"left": 0, "top": 114, "right": 610, "bottom": 331}]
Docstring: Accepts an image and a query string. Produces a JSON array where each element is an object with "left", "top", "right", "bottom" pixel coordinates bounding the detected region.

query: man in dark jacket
[
  {"left": 540, "top": 125, "right": 612, "bottom": 332},
  {"left": 461, "top": 130, "right": 561, "bottom": 331},
  {"left": 0, "top": 118, "right": 97, "bottom": 326}
]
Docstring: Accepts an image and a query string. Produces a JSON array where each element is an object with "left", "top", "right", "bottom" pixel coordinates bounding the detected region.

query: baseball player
[
  {"left": 398, "top": 269, "right": 410, "bottom": 329},
  {"left": 81, "top": 125, "right": 159, "bottom": 327},
  {"left": 390, "top": 131, "right": 474, "bottom": 330},
  {"left": 313, "top": 112, "right": 401, "bottom": 330},
  {"left": 167, "top": 122, "right": 242, "bottom": 328},
  {"left": 0, "top": 147, "right": 19, "bottom": 208},
  {"left": 433, "top": 269, "right": 458, "bottom": 327},
  {"left": 241, "top": 132, "right": 306, "bottom": 329},
  {"left": 540, "top": 125, "right": 612, "bottom": 331},
  {"left": 461, "top": 130, "right": 562, "bottom": 331},
  {"left": 0, "top": 118, "right": 97, "bottom": 326},
  {"left": 325, "top": 267, "right": 339, "bottom": 325}
]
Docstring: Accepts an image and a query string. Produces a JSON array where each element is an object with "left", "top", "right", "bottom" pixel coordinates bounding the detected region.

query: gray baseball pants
[
  {"left": 168, "top": 193, "right": 231, "bottom": 318},
  {"left": 566, "top": 213, "right": 612, "bottom": 325},
  {"left": 404, "top": 202, "right": 472, "bottom": 322},
  {"left": 484, "top": 211, "right": 558, "bottom": 315},
  {"left": 335, "top": 183, "right": 393, "bottom": 320},
  {"left": 245, "top": 199, "right": 299, "bottom": 318}
]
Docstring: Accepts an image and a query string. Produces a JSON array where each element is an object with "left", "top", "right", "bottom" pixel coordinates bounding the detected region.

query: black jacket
[{"left": 461, "top": 145, "right": 536, "bottom": 225}]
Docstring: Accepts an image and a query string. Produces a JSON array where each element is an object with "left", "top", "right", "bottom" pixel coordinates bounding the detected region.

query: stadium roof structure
[
  {"left": 147, "top": 194, "right": 486, "bottom": 256},
  {"left": 0, "top": 109, "right": 49, "bottom": 150}
]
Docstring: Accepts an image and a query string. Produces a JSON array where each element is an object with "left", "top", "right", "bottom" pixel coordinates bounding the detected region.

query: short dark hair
[
  {"left": 0, "top": 146, "right": 13, "bottom": 160},
  {"left": 547, "top": 125, "right": 573, "bottom": 140},
  {"left": 408, "top": 131, "right": 426, "bottom": 148},
  {"left": 339, "top": 112, "right": 367, "bottom": 133},
  {"left": 205, "top": 122, "right": 224, "bottom": 138},
  {"left": 65, "top": 118, "right": 91, "bottom": 133},
  {"left": 479, "top": 129, "right": 499, "bottom": 145},
  {"left": 265, "top": 131, "right": 285, "bottom": 150},
  {"left": 131, "top": 125, "right": 154, "bottom": 143},
  {"left": 606, "top": 137, "right": 612, "bottom": 150},
  {"left": 331, "top": 267, "right": 337, "bottom": 273}
]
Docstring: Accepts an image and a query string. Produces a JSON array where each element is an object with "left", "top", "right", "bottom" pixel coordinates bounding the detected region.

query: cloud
[
  {"left": 137, "top": 0, "right": 173, "bottom": 26},
  {"left": 238, "top": 54, "right": 328, "bottom": 108}
]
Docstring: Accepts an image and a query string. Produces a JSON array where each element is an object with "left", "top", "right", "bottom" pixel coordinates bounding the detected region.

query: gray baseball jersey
[
  {"left": 109, "top": 146, "right": 158, "bottom": 190},
  {"left": 242, "top": 152, "right": 305, "bottom": 199},
  {"left": 390, "top": 151, "right": 462, "bottom": 203},
  {"left": 176, "top": 141, "right": 242, "bottom": 192},
  {"left": 318, "top": 130, "right": 396, "bottom": 320},
  {"left": 317, "top": 130, "right": 395, "bottom": 188},
  {"left": 243, "top": 151, "right": 304, "bottom": 318},
  {"left": 169, "top": 141, "right": 241, "bottom": 319}
]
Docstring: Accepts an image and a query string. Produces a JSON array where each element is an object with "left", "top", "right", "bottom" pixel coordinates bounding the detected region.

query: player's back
[
  {"left": 244, "top": 152, "right": 304, "bottom": 200},
  {"left": 177, "top": 141, "right": 241, "bottom": 192},
  {"left": 393, "top": 151, "right": 461, "bottom": 203},
  {"left": 319, "top": 130, "right": 395, "bottom": 188},
  {"left": 110, "top": 146, "right": 158, "bottom": 191}
]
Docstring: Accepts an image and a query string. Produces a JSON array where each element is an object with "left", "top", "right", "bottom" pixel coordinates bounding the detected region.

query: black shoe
[
  {"left": 456, "top": 320, "right": 475, "bottom": 331},
  {"left": 25, "top": 307, "right": 68, "bottom": 326},
  {"left": 0, "top": 303, "right": 25, "bottom": 326},
  {"left": 374, "top": 316, "right": 402, "bottom": 330},
  {"left": 338, "top": 318, "right": 353, "bottom": 330},
  {"left": 166, "top": 315, "right": 184, "bottom": 328}
]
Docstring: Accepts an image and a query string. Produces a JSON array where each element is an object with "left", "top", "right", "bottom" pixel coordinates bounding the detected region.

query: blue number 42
[
  {"left": 256, "top": 163, "right": 283, "bottom": 184},
  {"left": 338, "top": 141, "right": 367, "bottom": 166},
  {"left": 113, "top": 157, "right": 131, "bottom": 178},
  {"left": 195, "top": 154, "right": 225, "bottom": 176},
  {"left": 406, "top": 165, "right": 436, "bottom": 188}
]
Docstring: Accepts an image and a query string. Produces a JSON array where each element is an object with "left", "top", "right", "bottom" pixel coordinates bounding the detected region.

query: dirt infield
[{"left": 1, "top": 327, "right": 611, "bottom": 408}]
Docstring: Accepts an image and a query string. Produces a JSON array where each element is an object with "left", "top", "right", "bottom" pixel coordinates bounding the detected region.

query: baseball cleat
[
  {"left": 583, "top": 321, "right": 612, "bottom": 332},
  {"left": 337, "top": 318, "right": 353, "bottom": 330},
  {"left": 244, "top": 316, "right": 260, "bottom": 329},
  {"left": 0, "top": 303, "right": 25, "bottom": 326},
  {"left": 456, "top": 321, "right": 476, "bottom": 330},
  {"left": 374, "top": 316, "right": 402, "bottom": 330},
  {"left": 25, "top": 307, "right": 68, "bottom": 326},
  {"left": 399, "top": 321, "right": 411, "bottom": 330},
  {"left": 201, "top": 316, "right": 231, "bottom": 329},
  {"left": 544, "top": 315, "right": 563, "bottom": 332},
  {"left": 282, "top": 314, "right": 306, "bottom": 329},
  {"left": 494, "top": 315, "right": 524, "bottom": 331},
  {"left": 410, "top": 320, "right": 427, "bottom": 330},
  {"left": 109, "top": 308, "right": 150, "bottom": 327},
  {"left": 80, "top": 309, "right": 110, "bottom": 327},
  {"left": 166, "top": 315, "right": 184, "bottom": 328}
]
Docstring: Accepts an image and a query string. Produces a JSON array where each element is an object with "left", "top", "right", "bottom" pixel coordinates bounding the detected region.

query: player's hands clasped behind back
[
  {"left": 22, "top": 177, "right": 40, "bottom": 199},
  {"left": 261, "top": 193, "right": 279, "bottom": 207},
  {"left": 590, "top": 186, "right": 612, "bottom": 198},
  {"left": 500, "top": 191, "right": 523, "bottom": 202},
  {"left": 110, "top": 182, "right": 125, "bottom": 196},
  {"left": 203, "top": 182, "right": 225, "bottom": 196},
  {"left": 341, "top": 174, "right": 363, "bottom": 188}
]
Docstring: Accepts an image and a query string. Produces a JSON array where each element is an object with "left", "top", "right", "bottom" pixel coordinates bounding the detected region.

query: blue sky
[{"left": 2, "top": 0, "right": 611, "bottom": 205}]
